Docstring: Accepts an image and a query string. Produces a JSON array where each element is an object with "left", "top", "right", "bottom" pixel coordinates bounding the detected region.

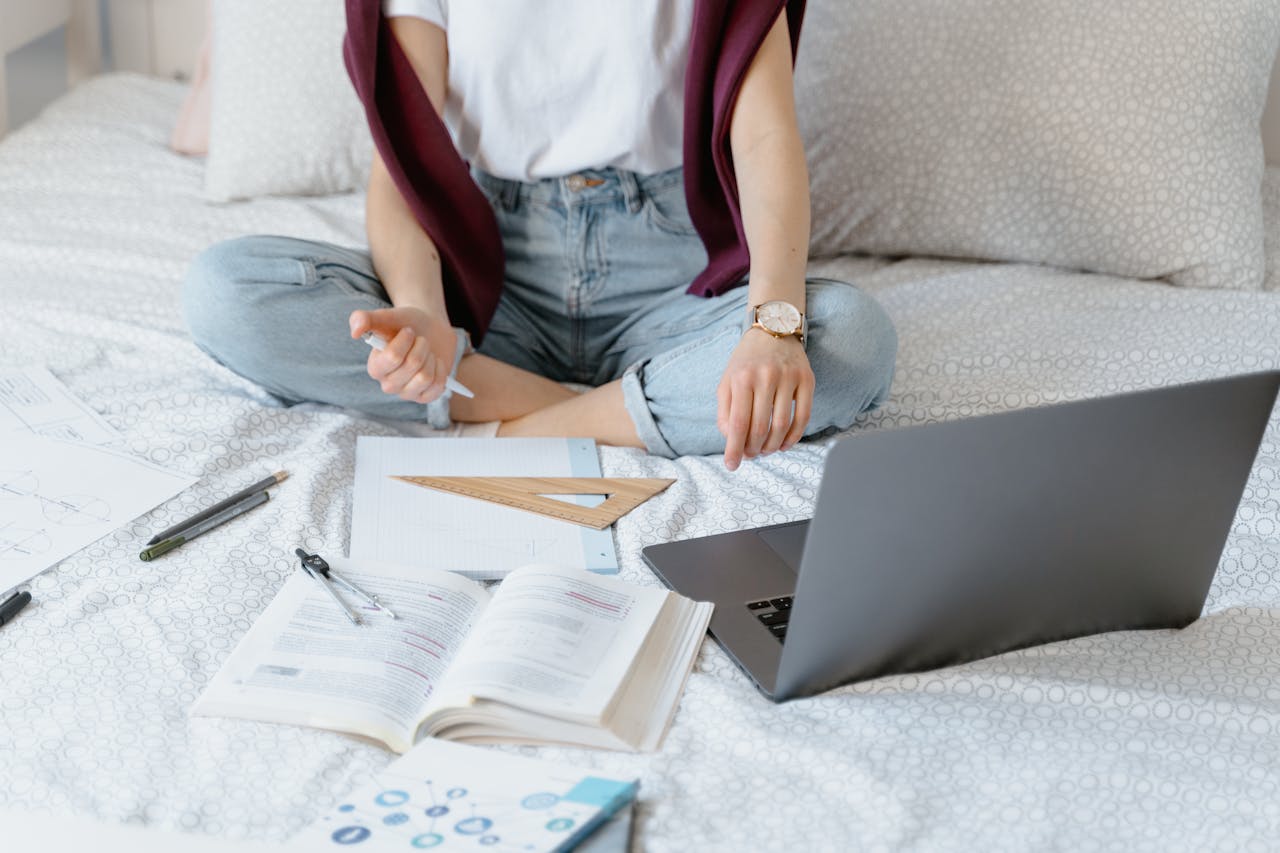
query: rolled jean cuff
[
  {"left": 621, "top": 362, "right": 678, "bottom": 458},
  {"left": 424, "top": 328, "right": 472, "bottom": 430}
]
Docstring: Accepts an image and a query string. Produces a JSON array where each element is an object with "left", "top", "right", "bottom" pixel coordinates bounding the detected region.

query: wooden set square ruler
[{"left": 390, "top": 476, "right": 676, "bottom": 530}]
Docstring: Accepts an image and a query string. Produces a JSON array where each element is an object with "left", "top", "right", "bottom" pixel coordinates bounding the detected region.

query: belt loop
[
  {"left": 620, "top": 170, "right": 642, "bottom": 214},
  {"left": 500, "top": 179, "right": 521, "bottom": 213},
  {"left": 473, "top": 168, "right": 517, "bottom": 213}
]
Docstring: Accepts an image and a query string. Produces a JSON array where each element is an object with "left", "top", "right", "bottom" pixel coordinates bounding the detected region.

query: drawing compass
[{"left": 294, "top": 548, "right": 397, "bottom": 626}]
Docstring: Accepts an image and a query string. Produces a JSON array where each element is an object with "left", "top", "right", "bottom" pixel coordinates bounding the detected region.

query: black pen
[
  {"left": 0, "top": 591, "right": 31, "bottom": 628},
  {"left": 147, "top": 470, "right": 287, "bottom": 545},
  {"left": 139, "top": 490, "right": 270, "bottom": 561}
]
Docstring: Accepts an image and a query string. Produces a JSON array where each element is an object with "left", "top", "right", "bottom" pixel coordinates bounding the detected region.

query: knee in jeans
[
  {"left": 809, "top": 284, "right": 898, "bottom": 409},
  {"left": 182, "top": 236, "right": 305, "bottom": 359}
]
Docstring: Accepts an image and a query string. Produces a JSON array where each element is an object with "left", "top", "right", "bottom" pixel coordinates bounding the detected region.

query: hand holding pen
[
  {"left": 362, "top": 332, "right": 473, "bottom": 399},
  {"left": 349, "top": 307, "right": 473, "bottom": 404}
]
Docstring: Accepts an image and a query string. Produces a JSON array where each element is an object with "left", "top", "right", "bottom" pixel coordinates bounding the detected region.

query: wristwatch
[{"left": 746, "top": 300, "right": 807, "bottom": 344}]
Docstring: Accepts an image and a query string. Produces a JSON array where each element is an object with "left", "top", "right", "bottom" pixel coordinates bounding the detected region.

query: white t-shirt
[{"left": 382, "top": 0, "right": 694, "bottom": 181}]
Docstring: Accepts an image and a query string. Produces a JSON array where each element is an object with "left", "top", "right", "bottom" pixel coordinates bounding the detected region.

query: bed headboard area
[
  {"left": 104, "top": 0, "right": 205, "bottom": 81},
  {"left": 0, "top": 0, "right": 101, "bottom": 135}
]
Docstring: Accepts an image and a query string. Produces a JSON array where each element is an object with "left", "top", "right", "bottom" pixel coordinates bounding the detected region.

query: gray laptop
[{"left": 642, "top": 371, "right": 1280, "bottom": 701}]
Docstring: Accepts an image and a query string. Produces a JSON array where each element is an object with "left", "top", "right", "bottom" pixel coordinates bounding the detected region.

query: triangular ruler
[{"left": 389, "top": 476, "right": 676, "bottom": 530}]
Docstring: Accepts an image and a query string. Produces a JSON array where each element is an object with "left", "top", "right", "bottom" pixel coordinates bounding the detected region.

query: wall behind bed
[
  {"left": 0, "top": 0, "right": 198, "bottom": 134},
  {"left": 105, "top": 0, "right": 204, "bottom": 80}
]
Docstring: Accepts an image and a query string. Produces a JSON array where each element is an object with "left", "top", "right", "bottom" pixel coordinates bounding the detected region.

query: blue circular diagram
[
  {"left": 337, "top": 804, "right": 355, "bottom": 813},
  {"left": 383, "top": 812, "right": 410, "bottom": 826},
  {"left": 455, "top": 816, "right": 494, "bottom": 835},
  {"left": 331, "top": 825, "right": 372, "bottom": 845},
  {"left": 521, "top": 792, "right": 559, "bottom": 810},
  {"left": 411, "top": 833, "right": 445, "bottom": 849},
  {"left": 424, "top": 805, "right": 450, "bottom": 818},
  {"left": 479, "top": 835, "right": 501, "bottom": 846},
  {"left": 446, "top": 787, "right": 468, "bottom": 799},
  {"left": 375, "top": 790, "right": 410, "bottom": 807},
  {"left": 546, "top": 818, "right": 576, "bottom": 832}
]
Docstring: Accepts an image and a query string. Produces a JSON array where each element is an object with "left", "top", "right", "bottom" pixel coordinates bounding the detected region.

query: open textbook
[{"left": 193, "top": 559, "right": 712, "bottom": 753}]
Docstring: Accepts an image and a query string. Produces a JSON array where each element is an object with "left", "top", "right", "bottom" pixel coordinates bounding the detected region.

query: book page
[
  {"left": 192, "top": 557, "right": 490, "bottom": 753},
  {"left": 433, "top": 565, "right": 667, "bottom": 720},
  {"left": 349, "top": 437, "right": 617, "bottom": 580}
]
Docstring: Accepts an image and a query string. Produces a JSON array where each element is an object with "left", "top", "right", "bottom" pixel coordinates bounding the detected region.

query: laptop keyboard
[{"left": 747, "top": 596, "right": 794, "bottom": 642}]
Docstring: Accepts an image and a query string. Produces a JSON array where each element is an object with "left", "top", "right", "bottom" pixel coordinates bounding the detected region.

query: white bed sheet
[{"left": 2, "top": 74, "right": 1280, "bottom": 851}]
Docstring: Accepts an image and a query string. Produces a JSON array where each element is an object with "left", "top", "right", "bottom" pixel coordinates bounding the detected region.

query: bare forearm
[
  {"left": 367, "top": 154, "right": 449, "bottom": 318},
  {"left": 718, "top": 11, "right": 815, "bottom": 471},
  {"left": 735, "top": 129, "right": 810, "bottom": 310},
  {"left": 366, "top": 16, "right": 451, "bottom": 319},
  {"left": 729, "top": 11, "right": 810, "bottom": 312}
]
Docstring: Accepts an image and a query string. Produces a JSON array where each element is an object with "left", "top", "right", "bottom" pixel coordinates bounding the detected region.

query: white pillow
[
  {"left": 796, "top": 0, "right": 1280, "bottom": 290},
  {"left": 205, "top": 0, "right": 372, "bottom": 201}
]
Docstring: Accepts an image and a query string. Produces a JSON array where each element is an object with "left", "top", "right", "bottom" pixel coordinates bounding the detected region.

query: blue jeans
[{"left": 182, "top": 167, "right": 897, "bottom": 457}]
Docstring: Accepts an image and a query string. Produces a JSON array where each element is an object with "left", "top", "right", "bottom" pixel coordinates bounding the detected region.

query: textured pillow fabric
[
  {"left": 795, "top": 0, "right": 1280, "bottom": 290},
  {"left": 205, "top": 0, "right": 372, "bottom": 201}
]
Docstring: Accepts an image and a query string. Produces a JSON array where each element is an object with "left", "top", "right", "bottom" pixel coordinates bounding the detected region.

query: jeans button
[{"left": 566, "top": 174, "right": 587, "bottom": 191}]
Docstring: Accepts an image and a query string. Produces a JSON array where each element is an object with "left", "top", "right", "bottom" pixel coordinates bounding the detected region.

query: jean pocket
[
  {"left": 470, "top": 171, "right": 514, "bottom": 213},
  {"left": 641, "top": 184, "right": 699, "bottom": 237},
  {"left": 475, "top": 184, "right": 506, "bottom": 213}
]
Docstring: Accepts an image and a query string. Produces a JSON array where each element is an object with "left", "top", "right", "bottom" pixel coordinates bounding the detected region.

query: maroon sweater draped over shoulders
[{"left": 344, "top": 0, "right": 805, "bottom": 345}]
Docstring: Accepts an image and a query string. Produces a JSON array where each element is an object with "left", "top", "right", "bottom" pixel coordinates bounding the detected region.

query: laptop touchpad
[{"left": 757, "top": 521, "right": 809, "bottom": 573}]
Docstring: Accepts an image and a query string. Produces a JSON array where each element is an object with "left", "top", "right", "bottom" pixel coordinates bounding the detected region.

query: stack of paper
[
  {"left": 0, "top": 369, "right": 194, "bottom": 591},
  {"left": 349, "top": 437, "right": 618, "bottom": 579}
]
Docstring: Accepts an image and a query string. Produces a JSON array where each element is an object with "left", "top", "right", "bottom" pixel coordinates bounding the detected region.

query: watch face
[{"left": 757, "top": 301, "right": 802, "bottom": 335}]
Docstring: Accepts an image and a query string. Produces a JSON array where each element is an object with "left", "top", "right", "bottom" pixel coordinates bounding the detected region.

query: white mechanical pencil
[{"left": 361, "top": 331, "right": 475, "bottom": 398}]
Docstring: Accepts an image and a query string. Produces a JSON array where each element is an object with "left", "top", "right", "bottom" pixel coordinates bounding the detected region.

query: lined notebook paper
[{"left": 349, "top": 438, "right": 618, "bottom": 580}]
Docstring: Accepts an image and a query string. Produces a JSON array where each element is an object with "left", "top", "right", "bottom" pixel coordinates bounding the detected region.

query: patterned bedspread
[{"left": 1, "top": 75, "right": 1279, "bottom": 851}]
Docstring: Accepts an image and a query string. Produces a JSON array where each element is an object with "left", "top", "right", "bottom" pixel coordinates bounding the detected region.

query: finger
[
  {"left": 743, "top": 375, "right": 777, "bottom": 459},
  {"left": 761, "top": 383, "right": 796, "bottom": 456},
  {"left": 400, "top": 353, "right": 441, "bottom": 403},
  {"left": 415, "top": 354, "right": 450, "bottom": 404},
  {"left": 420, "top": 366, "right": 449, "bottom": 404},
  {"left": 349, "top": 310, "right": 373, "bottom": 339},
  {"left": 381, "top": 334, "right": 430, "bottom": 394},
  {"left": 716, "top": 380, "right": 732, "bottom": 436},
  {"left": 782, "top": 377, "right": 815, "bottom": 451},
  {"left": 723, "top": 386, "right": 753, "bottom": 472},
  {"left": 366, "top": 327, "right": 406, "bottom": 380},
  {"left": 369, "top": 327, "right": 416, "bottom": 380}
]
